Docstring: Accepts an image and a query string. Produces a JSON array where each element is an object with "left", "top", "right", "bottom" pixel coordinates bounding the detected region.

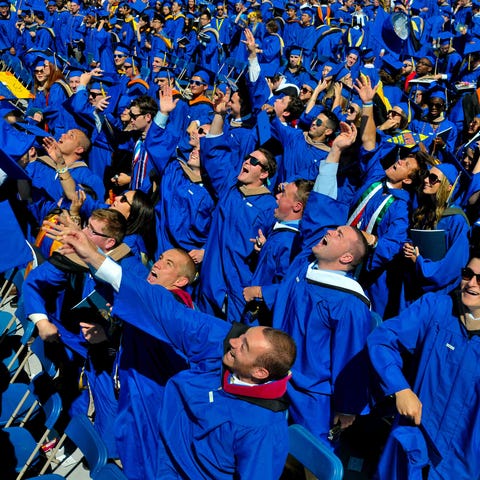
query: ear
[
  {"left": 259, "top": 169, "right": 269, "bottom": 182},
  {"left": 251, "top": 365, "right": 270, "bottom": 382},
  {"left": 339, "top": 251, "right": 354, "bottom": 265},
  {"left": 325, "top": 128, "right": 333, "bottom": 138},
  {"left": 74, "top": 146, "right": 85, "bottom": 156},
  {"left": 402, "top": 177, "right": 413, "bottom": 186},
  {"left": 292, "top": 200, "right": 303, "bottom": 213},
  {"left": 104, "top": 238, "right": 116, "bottom": 251},
  {"left": 173, "top": 276, "right": 189, "bottom": 289},
  {"left": 145, "top": 112, "right": 152, "bottom": 123}
]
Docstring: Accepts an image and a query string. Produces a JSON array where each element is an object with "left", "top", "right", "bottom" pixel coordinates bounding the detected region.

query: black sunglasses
[
  {"left": 461, "top": 267, "right": 480, "bottom": 283},
  {"left": 387, "top": 110, "right": 402, "bottom": 117},
  {"left": 114, "top": 54, "right": 126, "bottom": 58},
  {"left": 89, "top": 91, "right": 102, "bottom": 99},
  {"left": 119, "top": 194, "right": 132, "bottom": 206},
  {"left": 301, "top": 87, "right": 313, "bottom": 94},
  {"left": 429, "top": 102, "right": 445, "bottom": 108},
  {"left": 426, "top": 172, "right": 440, "bottom": 185},
  {"left": 245, "top": 155, "right": 266, "bottom": 170},
  {"left": 129, "top": 111, "right": 145, "bottom": 120},
  {"left": 313, "top": 118, "right": 323, "bottom": 127},
  {"left": 189, "top": 79, "right": 206, "bottom": 86},
  {"left": 347, "top": 106, "right": 356, "bottom": 114}
]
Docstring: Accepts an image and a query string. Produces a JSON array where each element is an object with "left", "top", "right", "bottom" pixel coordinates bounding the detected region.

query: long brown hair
[{"left": 411, "top": 174, "right": 452, "bottom": 230}]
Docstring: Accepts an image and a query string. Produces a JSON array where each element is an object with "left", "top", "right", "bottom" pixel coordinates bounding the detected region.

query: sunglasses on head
[
  {"left": 461, "top": 267, "right": 480, "bottom": 283},
  {"left": 189, "top": 79, "right": 206, "bottom": 86},
  {"left": 426, "top": 172, "right": 440, "bottom": 185},
  {"left": 245, "top": 155, "right": 266, "bottom": 170}
]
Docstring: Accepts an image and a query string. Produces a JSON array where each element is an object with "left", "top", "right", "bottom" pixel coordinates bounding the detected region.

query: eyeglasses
[
  {"left": 88, "top": 91, "right": 102, "bottom": 99},
  {"left": 85, "top": 222, "right": 110, "bottom": 238},
  {"left": 461, "top": 267, "right": 480, "bottom": 283},
  {"left": 426, "top": 172, "right": 440, "bottom": 185},
  {"left": 387, "top": 110, "right": 402, "bottom": 117},
  {"left": 313, "top": 118, "right": 323, "bottom": 127},
  {"left": 119, "top": 194, "right": 132, "bottom": 206},
  {"left": 114, "top": 54, "right": 126, "bottom": 58},
  {"left": 189, "top": 79, "right": 206, "bottom": 86},
  {"left": 129, "top": 111, "right": 145, "bottom": 120},
  {"left": 301, "top": 87, "right": 313, "bottom": 94},
  {"left": 245, "top": 155, "right": 267, "bottom": 170},
  {"left": 429, "top": 102, "right": 445, "bottom": 109}
]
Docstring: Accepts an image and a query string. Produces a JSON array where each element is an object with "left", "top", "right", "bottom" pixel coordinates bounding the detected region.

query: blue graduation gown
[
  {"left": 195, "top": 135, "right": 277, "bottom": 322},
  {"left": 271, "top": 192, "right": 372, "bottom": 444},
  {"left": 368, "top": 292, "right": 480, "bottom": 479},
  {"left": 112, "top": 270, "right": 290, "bottom": 480}
]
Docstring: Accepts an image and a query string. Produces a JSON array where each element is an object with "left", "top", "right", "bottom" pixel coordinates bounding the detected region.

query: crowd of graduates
[{"left": 2, "top": 0, "right": 480, "bottom": 477}]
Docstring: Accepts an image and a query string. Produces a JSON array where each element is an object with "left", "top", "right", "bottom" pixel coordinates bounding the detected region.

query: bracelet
[
  {"left": 363, "top": 102, "right": 374, "bottom": 107},
  {"left": 70, "top": 214, "right": 81, "bottom": 226},
  {"left": 56, "top": 166, "right": 69, "bottom": 175}
]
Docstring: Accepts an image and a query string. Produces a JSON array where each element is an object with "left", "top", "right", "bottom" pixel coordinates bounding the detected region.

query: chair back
[
  {"left": 93, "top": 463, "right": 129, "bottom": 480},
  {"left": 65, "top": 415, "right": 108, "bottom": 476},
  {"left": 288, "top": 424, "right": 344, "bottom": 480}
]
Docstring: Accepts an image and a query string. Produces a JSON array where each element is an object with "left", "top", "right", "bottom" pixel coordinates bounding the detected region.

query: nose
[
  {"left": 467, "top": 275, "right": 479, "bottom": 287},
  {"left": 230, "top": 336, "right": 241, "bottom": 349}
]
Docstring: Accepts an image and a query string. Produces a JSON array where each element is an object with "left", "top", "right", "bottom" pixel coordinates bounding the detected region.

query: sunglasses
[
  {"left": 387, "top": 110, "right": 402, "bottom": 118},
  {"left": 429, "top": 102, "right": 445, "bottom": 108},
  {"left": 403, "top": 63, "right": 412, "bottom": 68},
  {"left": 313, "top": 118, "right": 323, "bottom": 127},
  {"left": 426, "top": 172, "right": 440, "bottom": 185},
  {"left": 119, "top": 194, "right": 132, "bottom": 206},
  {"left": 245, "top": 155, "right": 266, "bottom": 170},
  {"left": 86, "top": 222, "right": 110, "bottom": 238},
  {"left": 347, "top": 106, "right": 356, "bottom": 114},
  {"left": 461, "top": 267, "right": 480, "bottom": 283},
  {"left": 189, "top": 79, "right": 206, "bottom": 86},
  {"left": 114, "top": 54, "right": 126, "bottom": 58},
  {"left": 129, "top": 111, "right": 145, "bottom": 120},
  {"left": 89, "top": 91, "right": 102, "bottom": 99},
  {"left": 197, "top": 127, "right": 207, "bottom": 135},
  {"left": 34, "top": 69, "right": 44, "bottom": 74},
  {"left": 301, "top": 87, "right": 313, "bottom": 94}
]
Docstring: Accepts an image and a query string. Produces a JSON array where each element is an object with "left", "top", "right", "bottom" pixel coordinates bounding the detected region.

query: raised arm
[{"left": 354, "top": 76, "right": 378, "bottom": 152}]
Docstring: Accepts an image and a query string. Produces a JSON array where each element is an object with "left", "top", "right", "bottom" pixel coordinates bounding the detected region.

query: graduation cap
[
  {"left": 130, "top": 0, "right": 148, "bottom": 14},
  {"left": 113, "top": 42, "right": 131, "bottom": 56},
  {"left": 191, "top": 69, "right": 212, "bottom": 86},
  {"left": 464, "top": 40, "right": 480, "bottom": 56},
  {"left": 381, "top": 54, "right": 404, "bottom": 75},
  {"left": 299, "top": 6, "right": 314, "bottom": 17},
  {"left": 437, "top": 31, "right": 453, "bottom": 46},
  {"left": 426, "top": 83, "right": 447, "bottom": 102},
  {"left": 359, "top": 47, "right": 374, "bottom": 60}
]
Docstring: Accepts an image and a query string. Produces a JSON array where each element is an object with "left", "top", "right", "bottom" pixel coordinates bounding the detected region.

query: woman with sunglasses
[
  {"left": 67, "top": 188, "right": 157, "bottom": 263},
  {"left": 402, "top": 163, "right": 469, "bottom": 308}
]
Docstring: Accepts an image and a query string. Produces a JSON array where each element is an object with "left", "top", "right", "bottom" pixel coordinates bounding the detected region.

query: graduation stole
[
  {"left": 375, "top": 81, "right": 392, "bottom": 112},
  {"left": 347, "top": 181, "right": 394, "bottom": 233},
  {"left": 305, "top": 264, "right": 371, "bottom": 308},
  {"left": 270, "top": 33, "right": 284, "bottom": 56},
  {"left": 347, "top": 27, "right": 364, "bottom": 47},
  {"left": 222, "top": 370, "right": 291, "bottom": 400},
  {"left": 37, "top": 155, "right": 88, "bottom": 171}
]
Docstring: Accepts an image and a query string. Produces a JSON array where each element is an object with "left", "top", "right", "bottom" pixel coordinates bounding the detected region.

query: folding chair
[
  {"left": 288, "top": 424, "right": 344, "bottom": 480},
  {"left": 28, "top": 475, "right": 65, "bottom": 479},
  {"left": 92, "top": 463, "right": 129, "bottom": 480},
  {"left": 2, "top": 391, "right": 62, "bottom": 480},
  {"left": 39, "top": 415, "right": 108, "bottom": 478}
]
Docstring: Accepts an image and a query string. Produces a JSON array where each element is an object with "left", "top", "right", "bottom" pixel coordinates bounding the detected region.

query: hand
[
  {"left": 110, "top": 172, "right": 130, "bottom": 187},
  {"left": 80, "top": 322, "right": 108, "bottom": 344},
  {"left": 79, "top": 67, "right": 103, "bottom": 86},
  {"left": 95, "top": 95, "right": 111, "bottom": 112},
  {"left": 331, "top": 122, "right": 357, "bottom": 152},
  {"left": 243, "top": 26, "right": 256, "bottom": 52},
  {"left": 317, "top": 77, "right": 331, "bottom": 92},
  {"left": 403, "top": 242, "right": 419, "bottom": 263},
  {"left": 379, "top": 117, "right": 400, "bottom": 131},
  {"left": 354, "top": 75, "right": 378, "bottom": 104},
  {"left": 249, "top": 228, "right": 266, "bottom": 252},
  {"left": 188, "top": 249, "right": 204, "bottom": 264},
  {"left": 333, "top": 413, "right": 356, "bottom": 430},
  {"left": 58, "top": 229, "right": 102, "bottom": 265},
  {"left": 43, "top": 137, "right": 64, "bottom": 165},
  {"left": 333, "top": 81, "right": 342, "bottom": 97},
  {"left": 395, "top": 388, "right": 422, "bottom": 425},
  {"left": 70, "top": 189, "right": 86, "bottom": 215},
  {"left": 159, "top": 84, "right": 179, "bottom": 115},
  {"left": 213, "top": 86, "right": 230, "bottom": 115},
  {"left": 36, "top": 319, "right": 60, "bottom": 342},
  {"left": 243, "top": 286, "right": 262, "bottom": 302}
]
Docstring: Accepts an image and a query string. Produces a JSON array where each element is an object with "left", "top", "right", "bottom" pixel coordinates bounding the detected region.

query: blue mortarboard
[
  {"left": 14, "top": 122, "right": 52, "bottom": 139},
  {"left": 427, "top": 84, "right": 446, "bottom": 101},
  {"left": 303, "top": 78, "right": 318, "bottom": 91},
  {"left": 286, "top": 2, "right": 297, "bottom": 9},
  {"left": 47, "top": 0, "right": 56, "bottom": 5},
  {"left": 289, "top": 47, "right": 302, "bottom": 56},
  {"left": 215, "top": 82, "right": 228, "bottom": 95},
  {"left": 347, "top": 47, "right": 360, "bottom": 58},
  {"left": 300, "top": 6, "right": 314, "bottom": 17},
  {"left": 438, "top": 6, "right": 452, "bottom": 16},
  {"left": 192, "top": 70, "right": 210, "bottom": 85},
  {"left": 473, "top": 0, "right": 480, "bottom": 7},
  {"left": 419, "top": 55, "right": 436, "bottom": 67},
  {"left": 381, "top": 54, "right": 404, "bottom": 74},
  {"left": 436, "top": 162, "right": 459, "bottom": 185},
  {"left": 0, "top": 120, "right": 37, "bottom": 160},
  {"left": 155, "top": 68, "right": 174, "bottom": 80},
  {"left": 0, "top": 0, "right": 10, "bottom": 5},
  {"left": 70, "top": 0, "right": 81, "bottom": 5},
  {"left": 464, "top": 41, "right": 480, "bottom": 55},
  {"left": 437, "top": 31, "right": 453, "bottom": 45},
  {"left": 131, "top": 0, "right": 147, "bottom": 13},
  {"left": 163, "top": 1, "right": 172, "bottom": 8},
  {"left": 114, "top": 43, "right": 131, "bottom": 56}
]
